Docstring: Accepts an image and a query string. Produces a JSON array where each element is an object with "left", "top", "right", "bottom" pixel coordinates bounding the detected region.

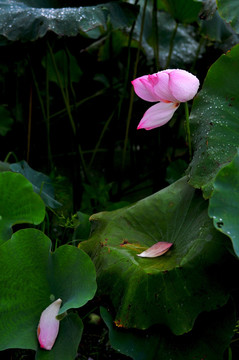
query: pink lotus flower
[
  {"left": 37, "top": 298, "right": 62, "bottom": 350},
  {"left": 132, "top": 69, "right": 199, "bottom": 130},
  {"left": 137, "top": 241, "right": 173, "bottom": 258}
]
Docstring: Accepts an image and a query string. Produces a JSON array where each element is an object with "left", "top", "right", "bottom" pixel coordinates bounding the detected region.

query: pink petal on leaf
[
  {"left": 168, "top": 69, "right": 200, "bottom": 103},
  {"left": 137, "top": 101, "right": 180, "bottom": 130},
  {"left": 137, "top": 242, "right": 173, "bottom": 258},
  {"left": 37, "top": 298, "right": 62, "bottom": 350}
]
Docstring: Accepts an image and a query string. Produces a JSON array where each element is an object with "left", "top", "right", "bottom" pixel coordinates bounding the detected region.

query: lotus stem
[{"left": 185, "top": 101, "right": 192, "bottom": 160}]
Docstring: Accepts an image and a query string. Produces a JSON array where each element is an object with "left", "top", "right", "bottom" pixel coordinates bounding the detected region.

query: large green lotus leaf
[
  {"left": 10, "top": 160, "right": 62, "bottom": 209},
  {"left": 0, "top": 0, "right": 138, "bottom": 41},
  {"left": 100, "top": 300, "right": 235, "bottom": 360},
  {"left": 80, "top": 177, "right": 229, "bottom": 335},
  {"left": 187, "top": 43, "right": 239, "bottom": 198},
  {"left": 208, "top": 148, "right": 239, "bottom": 257},
  {"left": 217, "top": 0, "right": 239, "bottom": 33},
  {"left": 0, "top": 171, "right": 45, "bottom": 245},
  {"left": 0, "top": 228, "right": 96, "bottom": 352},
  {"left": 161, "top": 0, "right": 202, "bottom": 23},
  {"left": 138, "top": 9, "right": 201, "bottom": 68},
  {"left": 200, "top": 10, "right": 236, "bottom": 42},
  {"left": 198, "top": 0, "right": 217, "bottom": 20}
]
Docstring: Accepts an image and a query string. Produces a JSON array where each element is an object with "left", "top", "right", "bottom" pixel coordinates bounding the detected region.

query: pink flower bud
[
  {"left": 132, "top": 69, "right": 199, "bottom": 130},
  {"left": 37, "top": 298, "right": 62, "bottom": 350}
]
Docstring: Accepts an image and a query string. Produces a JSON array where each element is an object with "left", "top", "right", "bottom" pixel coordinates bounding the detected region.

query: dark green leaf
[
  {"left": 80, "top": 177, "right": 229, "bottom": 335},
  {"left": 10, "top": 160, "right": 62, "bottom": 209},
  {"left": 0, "top": 1, "right": 138, "bottom": 41},
  {"left": 161, "top": 0, "right": 202, "bottom": 23},
  {"left": 138, "top": 9, "right": 201, "bottom": 68},
  {"left": 166, "top": 159, "right": 188, "bottom": 184},
  {"left": 188, "top": 43, "right": 239, "bottom": 198},
  {"left": 198, "top": 0, "right": 217, "bottom": 20},
  {"left": 200, "top": 10, "right": 236, "bottom": 42},
  {"left": 0, "top": 105, "right": 14, "bottom": 136},
  {"left": 0, "top": 172, "right": 45, "bottom": 244},
  {"left": 42, "top": 49, "right": 82, "bottom": 86},
  {"left": 209, "top": 148, "right": 239, "bottom": 257},
  {"left": 73, "top": 211, "right": 91, "bottom": 241},
  {"left": 217, "top": 0, "right": 239, "bottom": 33},
  {"left": 0, "top": 228, "right": 96, "bottom": 351},
  {"left": 100, "top": 300, "right": 235, "bottom": 360}
]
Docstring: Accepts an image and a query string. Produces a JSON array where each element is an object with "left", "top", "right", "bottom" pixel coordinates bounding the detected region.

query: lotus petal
[
  {"left": 137, "top": 102, "right": 180, "bottom": 130},
  {"left": 137, "top": 242, "right": 173, "bottom": 258},
  {"left": 37, "top": 298, "right": 62, "bottom": 350},
  {"left": 168, "top": 69, "right": 200, "bottom": 102}
]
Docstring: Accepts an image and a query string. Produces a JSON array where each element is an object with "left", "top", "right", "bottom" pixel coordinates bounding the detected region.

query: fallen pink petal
[
  {"left": 37, "top": 298, "right": 62, "bottom": 350},
  {"left": 132, "top": 69, "right": 199, "bottom": 130},
  {"left": 137, "top": 242, "right": 173, "bottom": 258}
]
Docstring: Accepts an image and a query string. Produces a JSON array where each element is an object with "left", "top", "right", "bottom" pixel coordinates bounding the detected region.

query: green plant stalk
[
  {"left": 29, "top": 57, "right": 53, "bottom": 170},
  {"left": 4, "top": 152, "right": 18, "bottom": 163},
  {"left": 190, "top": 36, "right": 205, "bottom": 74},
  {"left": 185, "top": 102, "right": 192, "bottom": 160},
  {"left": 122, "top": 0, "right": 148, "bottom": 170},
  {"left": 152, "top": 0, "right": 160, "bottom": 70},
  {"left": 117, "top": 0, "right": 138, "bottom": 121},
  {"left": 45, "top": 49, "right": 54, "bottom": 170},
  {"left": 89, "top": 109, "right": 116, "bottom": 168},
  {"left": 49, "top": 89, "right": 107, "bottom": 120},
  {"left": 228, "top": 346, "right": 232, "bottom": 360},
  {"left": 47, "top": 42, "right": 76, "bottom": 135},
  {"left": 47, "top": 42, "right": 88, "bottom": 181},
  {"left": 30, "top": 61, "right": 47, "bottom": 121},
  {"left": 165, "top": 21, "right": 178, "bottom": 69},
  {"left": 41, "top": 208, "right": 50, "bottom": 237},
  {"left": 27, "top": 85, "right": 32, "bottom": 163},
  {"left": 65, "top": 46, "right": 77, "bottom": 104}
]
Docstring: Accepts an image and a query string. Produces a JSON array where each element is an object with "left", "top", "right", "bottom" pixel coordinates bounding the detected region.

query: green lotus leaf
[
  {"left": 161, "top": 0, "right": 202, "bottom": 23},
  {"left": 0, "top": 0, "right": 138, "bottom": 41},
  {"left": 10, "top": 160, "right": 62, "bottom": 209},
  {"left": 100, "top": 300, "right": 235, "bottom": 360},
  {"left": 209, "top": 148, "right": 239, "bottom": 257},
  {"left": 80, "top": 177, "right": 229, "bottom": 335},
  {"left": 0, "top": 228, "right": 97, "bottom": 353},
  {"left": 138, "top": 8, "right": 201, "bottom": 68},
  {"left": 200, "top": 10, "right": 236, "bottom": 42},
  {"left": 0, "top": 171, "right": 45, "bottom": 245},
  {"left": 188, "top": 43, "right": 239, "bottom": 198},
  {"left": 217, "top": 0, "right": 239, "bottom": 33}
]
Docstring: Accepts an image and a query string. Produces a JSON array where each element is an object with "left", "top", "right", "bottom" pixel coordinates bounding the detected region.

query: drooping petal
[
  {"left": 168, "top": 69, "right": 200, "bottom": 102},
  {"left": 137, "top": 242, "right": 173, "bottom": 258},
  {"left": 137, "top": 101, "right": 180, "bottom": 130},
  {"left": 37, "top": 298, "right": 62, "bottom": 350}
]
